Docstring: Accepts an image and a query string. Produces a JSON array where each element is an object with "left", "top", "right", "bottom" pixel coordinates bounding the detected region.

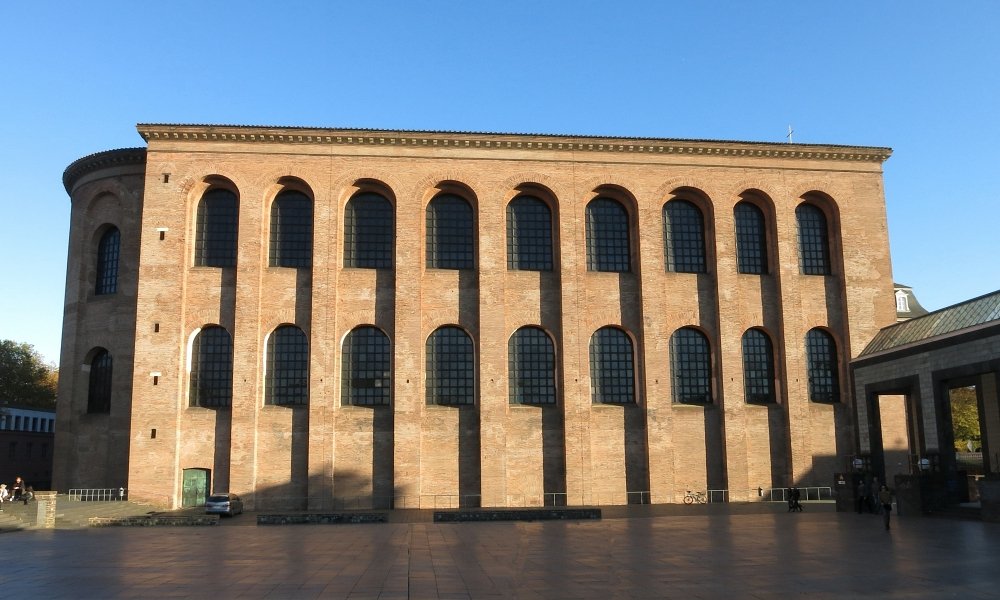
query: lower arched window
[
  {"left": 671, "top": 327, "right": 712, "bottom": 404},
  {"left": 741, "top": 329, "right": 775, "bottom": 403},
  {"left": 509, "top": 326, "right": 556, "bottom": 404},
  {"left": 87, "top": 349, "right": 113, "bottom": 414},
  {"left": 806, "top": 329, "right": 839, "bottom": 402},
  {"left": 426, "top": 326, "right": 474, "bottom": 405},
  {"left": 342, "top": 326, "right": 391, "bottom": 406},
  {"left": 589, "top": 327, "right": 635, "bottom": 404},
  {"left": 265, "top": 325, "right": 309, "bottom": 406},
  {"left": 189, "top": 326, "right": 233, "bottom": 408}
]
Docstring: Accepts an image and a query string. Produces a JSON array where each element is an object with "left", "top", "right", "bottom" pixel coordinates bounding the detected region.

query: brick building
[{"left": 54, "top": 124, "right": 896, "bottom": 510}]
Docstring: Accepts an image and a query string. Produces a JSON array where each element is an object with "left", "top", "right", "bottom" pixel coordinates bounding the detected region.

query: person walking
[{"left": 878, "top": 485, "right": 893, "bottom": 530}]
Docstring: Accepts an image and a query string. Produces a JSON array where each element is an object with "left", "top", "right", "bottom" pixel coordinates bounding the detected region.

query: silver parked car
[{"left": 205, "top": 493, "right": 244, "bottom": 516}]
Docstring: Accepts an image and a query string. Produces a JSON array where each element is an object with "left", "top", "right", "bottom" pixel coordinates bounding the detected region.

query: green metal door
[{"left": 182, "top": 468, "right": 209, "bottom": 507}]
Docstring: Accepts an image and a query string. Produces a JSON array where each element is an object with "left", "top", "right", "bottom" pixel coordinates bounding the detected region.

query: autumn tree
[
  {"left": 0, "top": 340, "right": 58, "bottom": 409},
  {"left": 949, "top": 386, "right": 981, "bottom": 452}
]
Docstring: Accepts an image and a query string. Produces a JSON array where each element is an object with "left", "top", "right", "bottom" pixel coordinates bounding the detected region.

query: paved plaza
[{"left": 1, "top": 508, "right": 998, "bottom": 599}]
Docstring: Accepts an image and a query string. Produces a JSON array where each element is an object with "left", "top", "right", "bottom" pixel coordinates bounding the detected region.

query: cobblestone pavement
[{"left": 1, "top": 509, "right": 998, "bottom": 599}]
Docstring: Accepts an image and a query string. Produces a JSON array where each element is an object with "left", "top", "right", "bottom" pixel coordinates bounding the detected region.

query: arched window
[
  {"left": 195, "top": 188, "right": 239, "bottom": 267},
  {"left": 589, "top": 327, "right": 634, "bottom": 404},
  {"left": 87, "top": 349, "right": 113, "bottom": 414},
  {"left": 806, "top": 329, "right": 839, "bottom": 402},
  {"left": 342, "top": 326, "right": 391, "bottom": 406},
  {"left": 189, "top": 326, "right": 233, "bottom": 408},
  {"left": 509, "top": 326, "right": 556, "bottom": 404},
  {"left": 426, "top": 194, "right": 474, "bottom": 269},
  {"left": 586, "top": 198, "right": 631, "bottom": 272},
  {"left": 796, "top": 203, "right": 830, "bottom": 275},
  {"left": 344, "top": 192, "right": 394, "bottom": 269},
  {"left": 265, "top": 325, "right": 309, "bottom": 406},
  {"left": 506, "top": 196, "right": 553, "bottom": 271},
  {"left": 741, "top": 329, "right": 775, "bottom": 403},
  {"left": 95, "top": 227, "right": 121, "bottom": 295},
  {"left": 426, "top": 326, "right": 474, "bottom": 405},
  {"left": 269, "top": 190, "right": 313, "bottom": 268},
  {"left": 671, "top": 328, "right": 712, "bottom": 404},
  {"left": 663, "top": 200, "right": 706, "bottom": 273},
  {"left": 734, "top": 202, "right": 767, "bottom": 274}
]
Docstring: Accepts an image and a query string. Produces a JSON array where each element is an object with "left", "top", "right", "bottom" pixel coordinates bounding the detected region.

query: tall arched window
[
  {"left": 426, "top": 326, "right": 475, "bottom": 405},
  {"left": 734, "top": 202, "right": 767, "bottom": 274},
  {"left": 806, "top": 329, "right": 839, "bottom": 402},
  {"left": 265, "top": 325, "right": 309, "bottom": 406},
  {"left": 663, "top": 200, "right": 706, "bottom": 273},
  {"left": 796, "top": 203, "right": 830, "bottom": 275},
  {"left": 671, "top": 327, "right": 712, "bottom": 404},
  {"left": 506, "top": 196, "right": 553, "bottom": 271},
  {"left": 741, "top": 329, "right": 775, "bottom": 403},
  {"left": 586, "top": 198, "right": 631, "bottom": 272},
  {"left": 509, "top": 326, "right": 556, "bottom": 404},
  {"left": 344, "top": 192, "right": 394, "bottom": 269},
  {"left": 95, "top": 227, "right": 121, "bottom": 295},
  {"left": 195, "top": 188, "right": 239, "bottom": 267},
  {"left": 589, "top": 326, "right": 634, "bottom": 404},
  {"left": 426, "top": 194, "right": 474, "bottom": 269},
  {"left": 87, "top": 349, "right": 113, "bottom": 414},
  {"left": 189, "top": 326, "right": 233, "bottom": 408},
  {"left": 269, "top": 190, "right": 313, "bottom": 268},
  {"left": 342, "top": 326, "right": 391, "bottom": 406}
]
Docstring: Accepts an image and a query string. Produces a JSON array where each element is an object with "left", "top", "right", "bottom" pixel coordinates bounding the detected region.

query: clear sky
[{"left": 1, "top": 1, "right": 998, "bottom": 365}]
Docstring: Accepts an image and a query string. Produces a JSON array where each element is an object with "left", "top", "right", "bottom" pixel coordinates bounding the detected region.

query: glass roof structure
[{"left": 859, "top": 289, "right": 1000, "bottom": 356}]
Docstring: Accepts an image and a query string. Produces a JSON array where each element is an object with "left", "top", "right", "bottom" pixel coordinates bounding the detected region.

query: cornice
[
  {"left": 136, "top": 124, "right": 892, "bottom": 164},
  {"left": 63, "top": 148, "right": 147, "bottom": 195}
]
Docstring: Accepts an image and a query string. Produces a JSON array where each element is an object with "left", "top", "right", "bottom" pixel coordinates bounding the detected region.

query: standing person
[
  {"left": 0, "top": 483, "right": 8, "bottom": 511},
  {"left": 11, "top": 476, "right": 24, "bottom": 502},
  {"left": 878, "top": 485, "right": 893, "bottom": 530},
  {"left": 869, "top": 477, "right": 881, "bottom": 514},
  {"left": 856, "top": 480, "right": 869, "bottom": 514}
]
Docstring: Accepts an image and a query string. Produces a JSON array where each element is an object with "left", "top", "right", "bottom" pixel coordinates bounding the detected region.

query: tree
[
  {"left": 949, "top": 386, "right": 981, "bottom": 451},
  {"left": 0, "top": 340, "right": 58, "bottom": 409}
]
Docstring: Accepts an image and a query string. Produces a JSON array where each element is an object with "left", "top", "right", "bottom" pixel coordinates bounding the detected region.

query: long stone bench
[
  {"left": 89, "top": 515, "right": 219, "bottom": 527},
  {"left": 433, "top": 508, "right": 602, "bottom": 522},
  {"left": 257, "top": 513, "right": 387, "bottom": 525}
]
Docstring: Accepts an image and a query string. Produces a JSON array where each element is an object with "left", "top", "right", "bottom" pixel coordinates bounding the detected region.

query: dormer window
[{"left": 895, "top": 290, "right": 910, "bottom": 313}]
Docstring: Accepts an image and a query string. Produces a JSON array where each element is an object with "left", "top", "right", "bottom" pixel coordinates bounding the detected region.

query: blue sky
[{"left": 1, "top": 1, "right": 998, "bottom": 364}]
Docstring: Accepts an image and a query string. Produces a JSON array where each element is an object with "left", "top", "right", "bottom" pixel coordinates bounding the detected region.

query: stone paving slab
[{"left": 0, "top": 509, "right": 997, "bottom": 598}]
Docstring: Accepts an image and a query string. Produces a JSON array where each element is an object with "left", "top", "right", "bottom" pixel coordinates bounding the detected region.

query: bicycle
[{"left": 683, "top": 490, "right": 708, "bottom": 505}]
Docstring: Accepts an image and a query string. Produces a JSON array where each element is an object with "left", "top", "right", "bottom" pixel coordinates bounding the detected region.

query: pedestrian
[
  {"left": 856, "top": 480, "right": 868, "bottom": 514},
  {"left": 869, "top": 476, "right": 881, "bottom": 514},
  {"left": 791, "top": 487, "right": 803, "bottom": 512},
  {"left": 787, "top": 487, "right": 795, "bottom": 512},
  {"left": 11, "top": 476, "right": 24, "bottom": 502},
  {"left": 0, "top": 483, "right": 8, "bottom": 511},
  {"left": 878, "top": 485, "right": 893, "bottom": 530}
]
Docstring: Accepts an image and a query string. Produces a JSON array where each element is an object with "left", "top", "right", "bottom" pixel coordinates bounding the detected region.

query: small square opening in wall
[
  {"left": 154, "top": 323, "right": 160, "bottom": 333},
  {"left": 156, "top": 227, "right": 168, "bottom": 241},
  {"left": 151, "top": 429, "right": 156, "bottom": 439}
]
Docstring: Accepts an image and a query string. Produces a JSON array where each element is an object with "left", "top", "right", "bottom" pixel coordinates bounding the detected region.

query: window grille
[
  {"left": 95, "top": 227, "right": 120, "bottom": 294},
  {"left": 509, "top": 327, "right": 556, "bottom": 404},
  {"left": 663, "top": 200, "right": 706, "bottom": 273},
  {"left": 671, "top": 328, "right": 712, "bottom": 404},
  {"left": 734, "top": 202, "right": 767, "bottom": 274},
  {"left": 806, "top": 329, "right": 839, "bottom": 402},
  {"left": 344, "top": 192, "right": 393, "bottom": 269},
  {"left": 87, "top": 349, "right": 113, "bottom": 413},
  {"left": 195, "top": 189, "right": 239, "bottom": 267},
  {"left": 269, "top": 191, "right": 313, "bottom": 268},
  {"left": 342, "top": 326, "right": 391, "bottom": 406},
  {"left": 796, "top": 204, "right": 830, "bottom": 275},
  {"left": 586, "top": 198, "right": 631, "bottom": 272},
  {"left": 741, "top": 329, "right": 775, "bottom": 403},
  {"left": 426, "top": 195, "right": 474, "bottom": 269},
  {"left": 189, "top": 326, "right": 233, "bottom": 408},
  {"left": 266, "top": 325, "right": 309, "bottom": 406},
  {"left": 589, "top": 327, "right": 635, "bottom": 403},
  {"left": 426, "top": 326, "right": 475, "bottom": 405},
  {"left": 506, "top": 196, "right": 553, "bottom": 271}
]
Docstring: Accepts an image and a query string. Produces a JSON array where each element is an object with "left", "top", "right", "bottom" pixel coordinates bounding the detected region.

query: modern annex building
[{"left": 54, "top": 124, "right": 896, "bottom": 510}]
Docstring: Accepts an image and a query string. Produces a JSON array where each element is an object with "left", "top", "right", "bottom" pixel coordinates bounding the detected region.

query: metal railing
[
  {"left": 756, "top": 487, "right": 833, "bottom": 502},
  {"left": 68, "top": 488, "right": 128, "bottom": 502}
]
